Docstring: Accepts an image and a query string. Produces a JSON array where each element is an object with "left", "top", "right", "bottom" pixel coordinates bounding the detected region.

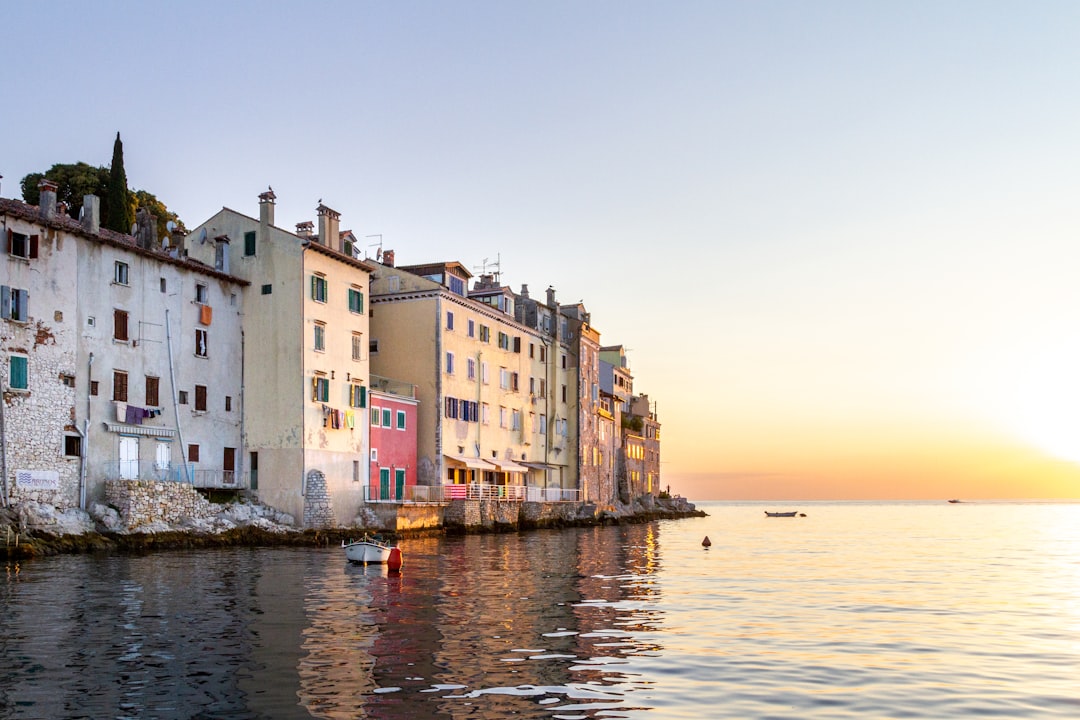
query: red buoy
[
  {"left": 702, "top": 536, "right": 712, "bottom": 548},
  {"left": 387, "top": 547, "right": 403, "bottom": 572}
]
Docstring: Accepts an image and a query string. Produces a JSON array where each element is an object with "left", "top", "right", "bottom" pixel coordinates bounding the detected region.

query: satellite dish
[{"left": 166, "top": 220, "right": 176, "bottom": 233}]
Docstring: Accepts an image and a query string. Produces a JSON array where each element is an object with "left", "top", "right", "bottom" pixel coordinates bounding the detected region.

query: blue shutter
[
  {"left": 0, "top": 286, "right": 9, "bottom": 319},
  {"left": 10, "top": 356, "right": 28, "bottom": 390},
  {"left": 15, "top": 290, "right": 27, "bottom": 322}
]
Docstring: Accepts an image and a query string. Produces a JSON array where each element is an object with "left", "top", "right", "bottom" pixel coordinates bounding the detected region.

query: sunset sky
[{"left": 5, "top": 2, "right": 1080, "bottom": 501}]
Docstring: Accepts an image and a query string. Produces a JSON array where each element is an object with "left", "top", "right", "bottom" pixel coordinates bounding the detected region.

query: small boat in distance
[
  {"left": 948, "top": 499, "right": 962, "bottom": 504},
  {"left": 765, "top": 511, "right": 799, "bottom": 518},
  {"left": 343, "top": 535, "right": 403, "bottom": 570}
]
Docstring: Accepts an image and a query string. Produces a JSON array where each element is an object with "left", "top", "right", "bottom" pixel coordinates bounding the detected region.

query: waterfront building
[
  {"left": 1, "top": 184, "right": 246, "bottom": 509},
  {"left": 185, "top": 191, "right": 377, "bottom": 527},
  {"left": 368, "top": 374, "right": 420, "bottom": 502},
  {"left": 369, "top": 256, "right": 580, "bottom": 501},
  {"left": 630, "top": 393, "right": 662, "bottom": 496}
]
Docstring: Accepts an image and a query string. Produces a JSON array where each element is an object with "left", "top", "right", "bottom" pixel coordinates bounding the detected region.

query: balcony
[{"left": 101, "top": 461, "right": 241, "bottom": 489}]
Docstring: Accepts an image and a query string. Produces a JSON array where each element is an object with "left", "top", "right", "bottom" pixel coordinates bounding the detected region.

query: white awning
[
  {"left": 521, "top": 461, "right": 561, "bottom": 471},
  {"left": 104, "top": 422, "right": 177, "bottom": 438},
  {"left": 444, "top": 453, "right": 487, "bottom": 470},
  {"left": 485, "top": 459, "right": 528, "bottom": 474}
]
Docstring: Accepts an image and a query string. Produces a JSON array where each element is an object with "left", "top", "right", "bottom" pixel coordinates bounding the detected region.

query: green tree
[
  {"left": 103, "top": 132, "right": 134, "bottom": 234},
  {"left": 20, "top": 162, "right": 109, "bottom": 209},
  {"left": 132, "top": 189, "right": 187, "bottom": 240}
]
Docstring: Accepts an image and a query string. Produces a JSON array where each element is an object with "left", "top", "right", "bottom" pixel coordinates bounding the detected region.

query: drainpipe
[
  {"left": 165, "top": 308, "right": 190, "bottom": 483},
  {"left": 0, "top": 368, "right": 8, "bottom": 508},
  {"left": 77, "top": 352, "right": 94, "bottom": 509}
]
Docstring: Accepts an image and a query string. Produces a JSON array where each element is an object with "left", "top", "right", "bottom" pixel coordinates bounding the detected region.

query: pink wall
[{"left": 369, "top": 392, "right": 418, "bottom": 500}]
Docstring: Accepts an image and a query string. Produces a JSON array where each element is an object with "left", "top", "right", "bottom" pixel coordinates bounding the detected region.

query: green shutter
[
  {"left": 360, "top": 385, "right": 367, "bottom": 408},
  {"left": 10, "top": 356, "right": 28, "bottom": 390},
  {"left": 244, "top": 231, "right": 256, "bottom": 256}
]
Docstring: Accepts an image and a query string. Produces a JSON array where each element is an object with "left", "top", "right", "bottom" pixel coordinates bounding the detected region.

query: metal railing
[
  {"left": 99, "top": 462, "right": 242, "bottom": 489},
  {"left": 525, "top": 486, "right": 581, "bottom": 503}
]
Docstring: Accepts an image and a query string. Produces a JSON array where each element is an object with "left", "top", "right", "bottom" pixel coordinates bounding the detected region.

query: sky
[{"left": 5, "top": 1, "right": 1080, "bottom": 501}]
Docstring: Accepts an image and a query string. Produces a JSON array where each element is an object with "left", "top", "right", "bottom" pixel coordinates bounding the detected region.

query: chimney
[
  {"left": 258, "top": 187, "right": 276, "bottom": 228},
  {"left": 214, "top": 235, "right": 231, "bottom": 274},
  {"left": 316, "top": 202, "right": 340, "bottom": 248},
  {"left": 520, "top": 283, "right": 530, "bottom": 299},
  {"left": 38, "top": 179, "right": 58, "bottom": 220},
  {"left": 383, "top": 249, "right": 395, "bottom": 267},
  {"left": 546, "top": 286, "right": 556, "bottom": 307},
  {"left": 82, "top": 195, "right": 100, "bottom": 234},
  {"left": 296, "top": 221, "right": 314, "bottom": 238}
]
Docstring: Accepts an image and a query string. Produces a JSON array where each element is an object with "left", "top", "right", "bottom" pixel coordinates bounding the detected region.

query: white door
[
  {"left": 154, "top": 441, "right": 171, "bottom": 479},
  {"left": 119, "top": 437, "right": 139, "bottom": 479}
]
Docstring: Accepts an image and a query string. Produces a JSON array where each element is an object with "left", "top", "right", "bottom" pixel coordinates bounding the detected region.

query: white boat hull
[{"left": 343, "top": 539, "right": 400, "bottom": 566}]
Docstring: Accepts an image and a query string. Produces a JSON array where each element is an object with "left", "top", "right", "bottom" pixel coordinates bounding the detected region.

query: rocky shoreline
[{"left": 0, "top": 496, "right": 705, "bottom": 560}]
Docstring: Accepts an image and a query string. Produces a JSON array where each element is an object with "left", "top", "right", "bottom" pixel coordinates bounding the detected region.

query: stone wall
[
  {"left": 521, "top": 501, "right": 579, "bottom": 526},
  {"left": 104, "top": 479, "right": 215, "bottom": 530},
  {"left": 303, "top": 470, "right": 335, "bottom": 529},
  {"left": 443, "top": 498, "right": 481, "bottom": 529}
]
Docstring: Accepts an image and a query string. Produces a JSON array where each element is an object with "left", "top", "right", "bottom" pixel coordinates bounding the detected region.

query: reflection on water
[{"left": 2, "top": 503, "right": 1080, "bottom": 718}]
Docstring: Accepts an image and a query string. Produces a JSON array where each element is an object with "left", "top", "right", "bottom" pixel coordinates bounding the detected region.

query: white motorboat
[{"left": 343, "top": 536, "right": 403, "bottom": 569}]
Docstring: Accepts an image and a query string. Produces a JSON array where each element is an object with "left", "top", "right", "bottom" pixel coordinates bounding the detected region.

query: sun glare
[{"left": 1004, "top": 347, "right": 1080, "bottom": 465}]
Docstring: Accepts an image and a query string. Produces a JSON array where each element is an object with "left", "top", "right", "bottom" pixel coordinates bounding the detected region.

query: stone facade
[
  {"left": 104, "top": 479, "right": 215, "bottom": 529},
  {"left": 302, "top": 470, "right": 335, "bottom": 529}
]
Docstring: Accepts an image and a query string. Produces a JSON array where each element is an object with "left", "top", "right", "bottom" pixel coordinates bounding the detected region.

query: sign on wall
[{"left": 14, "top": 470, "right": 60, "bottom": 491}]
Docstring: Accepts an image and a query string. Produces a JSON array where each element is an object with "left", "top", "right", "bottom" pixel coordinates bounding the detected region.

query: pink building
[{"left": 367, "top": 376, "right": 419, "bottom": 502}]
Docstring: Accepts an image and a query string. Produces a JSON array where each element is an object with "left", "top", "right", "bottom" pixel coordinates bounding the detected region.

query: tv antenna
[
  {"left": 474, "top": 253, "right": 502, "bottom": 283},
  {"left": 366, "top": 234, "right": 383, "bottom": 260}
]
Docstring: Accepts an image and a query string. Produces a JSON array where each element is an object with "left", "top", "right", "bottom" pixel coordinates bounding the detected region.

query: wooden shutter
[
  {"left": 0, "top": 286, "right": 9, "bottom": 319},
  {"left": 29, "top": 235, "right": 39, "bottom": 259}
]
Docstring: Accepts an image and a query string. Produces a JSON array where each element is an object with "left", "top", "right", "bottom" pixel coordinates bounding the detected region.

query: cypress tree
[{"left": 104, "top": 132, "right": 134, "bottom": 234}]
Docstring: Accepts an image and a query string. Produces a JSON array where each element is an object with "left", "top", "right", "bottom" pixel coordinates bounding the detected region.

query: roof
[
  {"left": 0, "top": 197, "right": 249, "bottom": 286},
  {"left": 398, "top": 260, "right": 473, "bottom": 280}
]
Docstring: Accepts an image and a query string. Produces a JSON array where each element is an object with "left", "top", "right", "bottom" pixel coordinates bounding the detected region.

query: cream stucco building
[{"left": 186, "top": 191, "right": 377, "bottom": 527}]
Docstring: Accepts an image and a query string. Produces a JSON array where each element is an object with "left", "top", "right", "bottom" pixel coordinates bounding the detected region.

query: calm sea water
[{"left": 1, "top": 500, "right": 1079, "bottom": 719}]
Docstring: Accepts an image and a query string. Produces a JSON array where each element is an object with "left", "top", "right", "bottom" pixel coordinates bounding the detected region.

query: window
[
  {"left": 529, "top": 343, "right": 535, "bottom": 358},
  {"left": 370, "top": 339, "right": 379, "bottom": 355},
  {"left": 311, "top": 274, "right": 328, "bottom": 302},
  {"left": 61, "top": 374, "right": 75, "bottom": 388},
  {"left": 540, "top": 346, "right": 547, "bottom": 362},
  {"left": 225, "top": 395, "right": 232, "bottom": 411},
  {"left": 7, "top": 230, "right": 38, "bottom": 259},
  {"left": 479, "top": 325, "right": 490, "bottom": 343},
  {"left": 195, "top": 283, "right": 208, "bottom": 304},
  {"left": 160, "top": 278, "right": 167, "bottom": 293},
  {"left": 113, "top": 309, "right": 129, "bottom": 341},
  {"left": 8, "top": 355, "right": 28, "bottom": 390},
  {"left": 348, "top": 287, "right": 364, "bottom": 314},
  {"left": 382, "top": 407, "right": 392, "bottom": 427},
  {"left": 499, "top": 368, "right": 510, "bottom": 390},
  {"left": 539, "top": 379, "right": 546, "bottom": 396},
  {"left": 261, "top": 284, "right": 272, "bottom": 295},
  {"left": 562, "top": 384, "right": 567, "bottom": 403},
  {"left": 468, "top": 319, "right": 475, "bottom": 337},
  {"left": 145, "top": 376, "right": 159, "bottom": 406},
  {"left": 244, "top": 230, "right": 256, "bottom": 256},
  {"left": 195, "top": 384, "right": 207, "bottom": 412},
  {"left": 511, "top": 372, "right": 519, "bottom": 392},
  {"left": 396, "top": 409, "right": 406, "bottom": 430},
  {"left": 350, "top": 383, "right": 366, "bottom": 408},
  {"left": 314, "top": 321, "right": 326, "bottom": 352},
  {"left": 498, "top": 332, "right": 509, "bottom": 350},
  {"left": 467, "top": 358, "right": 476, "bottom": 380},
  {"left": 178, "top": 390, "right": 188, "bottom": 405},
  {"left": 481, "top": 402, "right": 490, "bottom": 424},
  {"left": 1, "top": 286, "right": 29, "bottom": 322},
  {"left": 530, "top": 376, "right": 535, "bottom": 394},
  {"left": 114, "top": 261, "right": 129, "bottom": 285},
  {"left": 445, "top": 397, "right": 459, "bottom": 419},
  {"left": 481, "top": 362, "right": 489, "bottom": 385},
  {"left": 113, "top": 371, "right": 128, "bottom": 402},
  {"left": 539, "top": 414, "right": 547, "bottom": 434},
  {"left": 513, "top": 337, "right": 521, "bottom": 353},
  {"left": 445, "top": 351, "right": 454, "bottom": 375},
  {"left": 90, "top": 380, "right": 99, "bottom": 396},
  {"left": 188, "top": 444, "right": 200, "bottom": 463},
  {"left": 352, "top": 333, "right": 363, "bottom": 361},
  {"left": 446, "top": 311, "right": 454, "bottom": 330},
  {"left": 499, "top": 407, "right": 508, "bottom": 428},
  {"left": 512, "top": 409, "right": 521, "bottom": 430},
  {"left": 312, "top": 375, "right": 329, "bottom": 402},
  {"left": 370, "top": 407, "right": 380, "bottom": 426},
  {"left": 353, "top": 460, "right": 360, "bottom": 483},
  {"left": 64, "top": 435, "right": 82, "bottom": 457},
  {"left": 195, "top": 328, "right": 208, "bottom": 357}
]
